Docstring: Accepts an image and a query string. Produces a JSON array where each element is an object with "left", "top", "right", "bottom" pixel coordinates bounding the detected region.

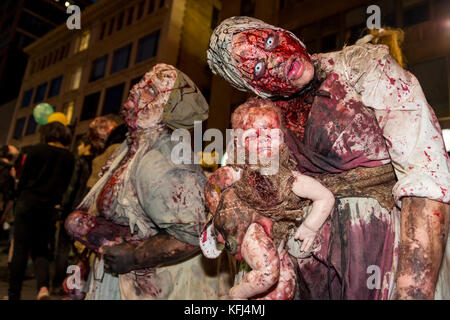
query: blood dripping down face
[{"left": 231, "top": 28, "right": 314, "bottom": 96}]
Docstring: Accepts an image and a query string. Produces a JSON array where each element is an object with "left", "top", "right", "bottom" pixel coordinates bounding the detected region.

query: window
[
  {"left": 108, "top": 17, "right": 115, "bottom": 36},
  {"left": 102, "top": 83, "right": 125, "bottom": 115},
  {"left": 117, "top": 11, "right": 124, "bottom": 31},
  {"left": 240, "top": 0, "right": 255, "bottom": 16},
  {"left": 21, "top": 89, "right": 33, "bottom": 108},
  {"left": 148, "top": 0, "right": 155, "bottom": 14},
  {"left": 211, "top": 6, "right": 219, "bottom": 30},
  {"left": 159, "top": 0, "right": 165, "bottom": 9},
  {"left": 53, "top": 49, "right": 59, "bottom": 64},
  {"left": 137, "top": 1, "right": 145, "bottom": 20},
  {"left": 126, "top": 7, "right": 134, "bottom": 25},
  {"left": 77, "top": 31, "right": 90, "bottom": 52},
  {"left": 99, "top": 22, "right": 106, "bottom": 40},
  {"left": 63, "top": 101, "right": 75, "bottom": 124},
  {"left": 13, "top": 117, "right": 26, "bottom": 140},
  {"left": 136, "top": 30, "right": 160, "bottom": 63},
  {"left": 81, "top": 92, "right": 101, "bottom": 121},
  {"left": 129, "top": 75, "right": 143, "bottom": 92},
  {"left": 25, "top": 115, "right": 37, "bottom": 136},
  {"left": 34, "top": 82, "right": 47, "bottom": 103},
  {"left": 70, "top": 67, "right": 82, "bottom": 90},
  {"left": 48, "top": 76, "right": 63, "bottom": 98},
  {"left": 111, "top": 44, "right": 131, "bottom": 74},
  {"left": 90, "top": 55, "right": 108, "bottom": 82}
]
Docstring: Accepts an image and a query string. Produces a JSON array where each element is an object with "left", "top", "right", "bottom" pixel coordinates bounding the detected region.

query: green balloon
[{"left": 33, "top": 103, "right": 55, "bottom": 125}]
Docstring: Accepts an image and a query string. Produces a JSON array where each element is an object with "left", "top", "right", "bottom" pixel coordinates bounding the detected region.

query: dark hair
[
  {"left": 104, "top": 123, "right": 128, "bottom": 149},
  {"left": 40, "top": 122, "right": 73, "bottom": 147},
  {"left": 0, "top": 145, "right": 12, "bottom": 160},
  {"left": 76, "top": 134, "right": 92, "bottom": 148}
]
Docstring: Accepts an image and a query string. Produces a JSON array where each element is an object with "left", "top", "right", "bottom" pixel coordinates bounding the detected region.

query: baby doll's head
[
  {"left": 65, "top": 211, "right": 96, "bottom": 239},
  {"left": 231, "top": 98, "right": 284, "bottom": 160}
]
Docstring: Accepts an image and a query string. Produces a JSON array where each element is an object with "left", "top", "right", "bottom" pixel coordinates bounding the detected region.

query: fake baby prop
[{"left": 200, "top": 98, "right": 335, "bottom": 300}]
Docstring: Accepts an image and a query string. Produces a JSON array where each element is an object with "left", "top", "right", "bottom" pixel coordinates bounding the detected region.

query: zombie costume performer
[
  {"left": 201, "top": 99, "right": 335, "bottom": 299},
  {"left": 66, "top": 63, "right": 231, "bottom": 300},
  {"left": 207, "top": 16, "right": 450, "bottom": 300}
]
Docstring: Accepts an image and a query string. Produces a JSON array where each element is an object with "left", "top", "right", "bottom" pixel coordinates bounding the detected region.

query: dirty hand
[{"left": 101, "top": 242, "right": 136, "bottom": 274}]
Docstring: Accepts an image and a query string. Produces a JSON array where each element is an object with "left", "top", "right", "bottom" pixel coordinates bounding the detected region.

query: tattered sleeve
[
  {"left": 136, "top": 163, "right": 207, "bottom": 246},
  {"left": 341, "top": 43, "right": 450, "bottom": 207}
]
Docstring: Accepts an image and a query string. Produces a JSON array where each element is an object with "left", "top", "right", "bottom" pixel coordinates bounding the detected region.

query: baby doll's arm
[
  {"left": 291, "top": 171, "right": 335, "bottom": 252},
  {"left": 205, "top": 166, "right": 242, "bottom": 213}
]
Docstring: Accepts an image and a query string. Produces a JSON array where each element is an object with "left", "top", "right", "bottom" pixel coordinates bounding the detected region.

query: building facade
[{"left": 8, "top": 0, "right": 450, "bottom": 148}]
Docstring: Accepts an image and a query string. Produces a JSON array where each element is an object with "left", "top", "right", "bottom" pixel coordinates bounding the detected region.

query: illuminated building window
[
  {"left": 25, "top": 115, "right": 37, "bottom": 136},
  {"left": 102, "top": 82, "right": 125, "bottom": 115},
  {"left": 13, "top": 117, "right": 26, "bottom": 140},
  {"left": 48, "top": 76, "right": 63, "bottom": 98},
  {"left": 34, "top": 82, "right": 48, "bottom": 103},
  {"left": 76, "top": 31, "right": 90, "bottom": 52},
  {"left": 90, "top": 55, "right": 108, "bottom": 82},
  {"left": 111, "top": 44, "right": 131, "bottom": 74},
  {"left": 81, "top": 92, "right": 101, "bottom": 121},
  {"left": 21, "top": 89, "right": 34, "bottom": 108},
  {"left": 70, "top": 67, "right": 82, "bottom": 90},
  {"left": 136, "top": 30, "right": 160, "bottom": 63},
  {"left": 63, "top": 101, "right": 75, "bottom": 124}
]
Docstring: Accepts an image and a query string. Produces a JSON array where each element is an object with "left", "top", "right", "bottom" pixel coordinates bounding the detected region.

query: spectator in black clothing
[
  {"left": 9, "top": 122, "right": 75, "bottom": 300},
  {"left": 0, "top": 145, "right": 18, "bottom": 226},
  {"left": 52, "top": 135, "right": 94, "bottom": 294}
]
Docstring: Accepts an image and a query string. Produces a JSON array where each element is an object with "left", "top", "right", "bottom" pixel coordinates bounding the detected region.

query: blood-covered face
[
  {"left": 122, "top": 64, "right": 177, "bottom": 130},
  {"left": 231, "top": 28, "right": 314, "bottom": 96},
  {"left": 232, "top": 101, "right": 284, "bottom": 160}
]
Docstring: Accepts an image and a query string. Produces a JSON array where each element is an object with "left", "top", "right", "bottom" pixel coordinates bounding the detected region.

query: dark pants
[
  {"left": 9, "top": 199, "right": 54, "bottom": 300},
  {"left": 52, "top": 226, "right": 73, "bottom": 289}
]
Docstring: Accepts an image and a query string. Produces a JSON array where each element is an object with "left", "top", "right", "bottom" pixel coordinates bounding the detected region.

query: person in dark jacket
[
  {"left": 52, "top": 135, "right": 94, "bottom": 294},
  {"left": 9, "top": 122, "right": 75, "bottom": 300}
]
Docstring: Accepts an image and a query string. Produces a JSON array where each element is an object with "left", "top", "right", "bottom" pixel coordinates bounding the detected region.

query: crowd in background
[{"left": 0, "top": 116, "right": 127, "bottom": 300}]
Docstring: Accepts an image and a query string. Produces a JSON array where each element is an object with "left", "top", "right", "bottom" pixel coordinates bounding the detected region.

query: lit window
[
  {"left": 90, "top": 55, "right": 108, "bottom": 82},
  {"left": 78, "top": 31, "right": 90, "bottom": 52},
  {"left": 136, "top": 30, "right": 160, "bottom": 63},
  {"left": 111, "top": 44, "right": 131, "bottom": 74},
  {"left": 25, "top": 115, "right": 37, "bottom": 136},
  {"left": 63, "top": 101, "right": 75, "bottom": 124},
  {"left": 102, "top": 83, "right": 125, "bottom": 115},
  {"left": 48, "top": 76, "right": 63, "bottom": 98},
  {"left": 34, "top": 83, "right": 48, "bottom": 103},
  {"left": 70, "top": 67, "right": 82, "bottom": 90}
]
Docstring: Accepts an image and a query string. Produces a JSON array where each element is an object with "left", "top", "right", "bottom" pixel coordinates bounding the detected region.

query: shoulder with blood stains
[{"left": 313, "top": 43, "right": 391, "bottom": 89}]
